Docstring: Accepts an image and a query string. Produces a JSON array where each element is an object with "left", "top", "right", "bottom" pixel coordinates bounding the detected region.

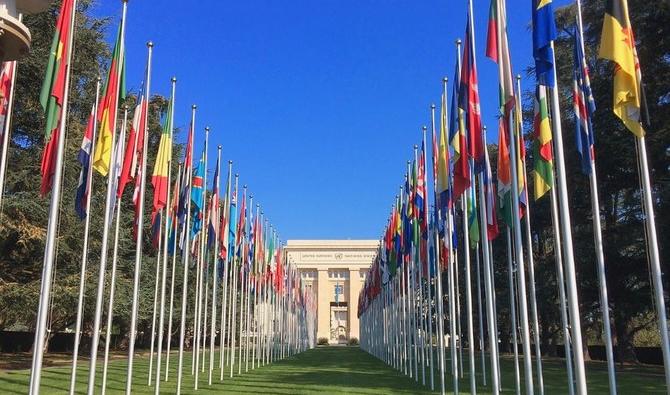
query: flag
[
  {"left": 207, "top": 155, "right": 220, "bottom": 251},
  {"left": 486, "top": 0, "right": 515, "bottom": 114},
  {"left": 532, "top": 0, "right": 557, "bottom": 87},
  {"left": 75, "top": 106, "right": 95, "bottom": 219},
  {"left": 191, "top": 151, "right": 205, "bottom": 241},
  {"left": 236, "top": 188, "right": 246, "bottom": 257},
  {"left": 574, "top": 29, "right": 596, "bottom": 175},
  {"left": 39, "top": 0, "right": 75, "bottom": 195},
  {"left": 533, "top": 85, "right": 554, "bottom": 200},
  {"left": 0, "top": 62, "right": 15, "bottom": 141},
  {"left": 437, "top": 90, "right": 450, "bottom": 210},
  {"left": 167, "top": 165, "right": 181, "bottom": 255},
  {"left": 461, "top": 16, "right": 485, "bottom": 171},
  {"left": 93, "top": 25, "right": 126, "bottom": 176},
  {"left": 109, "top": 118, "right": 126, "bottom": 224},
  {"left": 177, "top": 123, "right": 194, "bottom": 225},
  {"left": 152, "top": 98, "right": 173, "bottom": 217},
  {"left": 497, "top": 118, "right": 513, "bottom": 227},
  {"left": 228, "top": 184, "right": 238, "bottom": 262},
  {"left": 483, "top": 145, "right": 499, "bottom": 240},
  {"left": 118, "top": 95, "right": 146, "bottom": 198},
  {"left": 467, "top": 169, "right": 479, "bottom": 249},
  {"left": 599, "top": 0, "right": 645, "bottom": 137},
  {"left": 451, "top": 61, "right": 470, "bottom": 201}
]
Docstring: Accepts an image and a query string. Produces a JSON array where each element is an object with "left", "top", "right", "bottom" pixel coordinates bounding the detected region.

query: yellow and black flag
[{"left": 599, "top": 0, "right": 645, "bottom": 137}]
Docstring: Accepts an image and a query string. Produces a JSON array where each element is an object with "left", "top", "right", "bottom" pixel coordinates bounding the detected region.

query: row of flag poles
[
  {"left": 0, "top": 1, "right": 318, "bottom": 394},
  {"left": 359, "top": 0, "right": 667, "bottom": 395}
]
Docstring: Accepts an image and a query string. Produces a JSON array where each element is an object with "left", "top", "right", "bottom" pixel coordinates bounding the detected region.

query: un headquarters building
[{"left": 284, "top": 240, "right": 378, "bottom": 344}]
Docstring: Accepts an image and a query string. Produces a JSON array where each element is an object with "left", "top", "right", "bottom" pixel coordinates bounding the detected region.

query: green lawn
[{"left": 0, "top": 347, "right": 666, "bottom": 394}]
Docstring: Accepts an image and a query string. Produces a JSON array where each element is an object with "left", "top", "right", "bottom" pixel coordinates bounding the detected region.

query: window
[
  {"left": 300, "top": 270, "right": 316, "bottom": 280},
  {"left": 328, "top": 269, "right": 349, "bottom": 279}
]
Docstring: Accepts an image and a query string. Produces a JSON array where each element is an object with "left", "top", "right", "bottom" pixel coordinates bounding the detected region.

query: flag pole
[
  {"left": 424, "top": 121, "right": 435, "bottom": 391},
  {"left": 208, "top": 145, "right": 222, "bottom": 385},
  {"left": 194, "top": 126, "right": 210, "bottom": 388},
  {"left": 155, "top": 76, "right": 177, "bottom": 391},
  {"left": 548, "top": 175, "right": 575, "bottom": 395},
  {"left": 125, "top": 40, "right": 153, "bottom": 394},
  {"left": 69, "top": 75, "right": 101, "bottom": 395},
  {"left": 148, "top": 211, "right": 164, "bottom": 386},
  {"left": 506, "top": 228, "right": 521, "bottom": 395},
  {"left": 29, "top": 1, "right": 77, "bottom": 392},
  {"left": 516, "top": 75, "right": 545, "bottom": 395},
  {"left": 85, "top": 3, "right": 127, "bottom": 393},
  {"left": 507, "top": 78, "right": 535, "bottom": 395},
  {"left": 176, "top": 104, "right": 197, "bottom": 395},
  {"left": 635, "top": 135, "right": 670, "bottom": 392},
  {"left": 227, "top": 175, "right": 240, "bottom": 375},
  {"left": 433, "top": 87, "right": 447, "bottom": 395},
  {"left": 477, "top": 139, "right": 500, "bottom": 394},
  {"left": 100, "top": 107, "right": 128, "bottom": 395},
  {"left": 0, "top": 53, "right": 19, "bottom": 214},
  {"left": 462, "top": 172, "right": 476, "bottom": 395},
  {"left": 165, "top": 161, "right": 182, "bottom": 381},
  {"left": 219, "top": 161, "right": 233, "bottom": 379},
  {"left": 573, "top": 3, "right": 617, "bottom": 392},
  {"left": 546, "top": 40, "right": 587, "bottom": 394},
  {"left": 413, "top": 146, "right": 426, "bottom": 386}
]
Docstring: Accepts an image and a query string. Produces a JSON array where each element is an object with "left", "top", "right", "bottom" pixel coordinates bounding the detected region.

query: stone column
[
  {"left": 348, "top": 268, "right": 363, "bottom": 341},
  {"left": 317, "top": 268, "right": 330, "bottom": 341}
]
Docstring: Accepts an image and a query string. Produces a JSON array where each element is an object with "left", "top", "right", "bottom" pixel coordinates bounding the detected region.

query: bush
[
  {"left": 317, "top": 337, "right": 329, "bottom": 346},
  {"left": 348, "top": 337, "right": 359, "bottom": 346}
]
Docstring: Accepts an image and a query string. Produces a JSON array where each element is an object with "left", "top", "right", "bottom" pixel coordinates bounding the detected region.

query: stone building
[{"left": 284, "top": 240, "right": 378, "bottom": 344}]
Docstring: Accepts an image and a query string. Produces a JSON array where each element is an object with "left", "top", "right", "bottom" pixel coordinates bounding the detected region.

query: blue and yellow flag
[{"left": 532, "top": 0, "right": 557, "bottom": 87}]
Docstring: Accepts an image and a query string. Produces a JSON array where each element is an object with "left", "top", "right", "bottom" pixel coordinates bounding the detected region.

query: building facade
[{"left": 285, "top": 240, "right": 378, "bottom": 344}]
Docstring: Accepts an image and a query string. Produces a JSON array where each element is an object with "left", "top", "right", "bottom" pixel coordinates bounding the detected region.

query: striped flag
[
  {"left": 39, "top": 0, "right": 75, "bottom": 195},
  {"left": 190, "top": 152, "right": 205, "bottom": 241},
  {"left": 118, "top": 94, "right": 146, "bottom": 198},
  {"left": 152, "top": 98, "right": 173, "bottom": 216},
  {"left": 75, "top": 107, "right": 95, "bottom": 219},
  {"left": 93, "top": 26, "right": 126, "bottom": 176},
  {"left": 436, "top": 90, "right": 450, "bottom": 211},
  {"left": 483, "top": 145, "right": 499, "bottom": 240},
  {"left": 574, "top": 28, "right": 596, "bottom": 174},
  {"left": 451, "top": 60, "right": 470, "bottom": 201},
  {"left": 533, "top": 85, "right": 554, "bottom": 200}
]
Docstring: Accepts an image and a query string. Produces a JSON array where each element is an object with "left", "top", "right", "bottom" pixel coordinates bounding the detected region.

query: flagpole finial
[
  {"left": 235, "top": 174, "right": 239, "bottom": 178},
  {"left": 443, "top": 77, "right": 448, "bottom": 83},
  {"left": 171, "top": 76, "right": 177, "bottom": 83},
  {"left": 483, "top": 125, "right": 487, "bottom": 132},
  {"left": 516, "top": 74, "right": 521, "bottom": 81},
  {"left": 430, "top": 103, "right": 435, "bottom": 109},
  {"left": 229, "top": 160, "right": 233, "bottom": 164},
  {"left": 192, "top": 104, "right": 197, "bottom": 110},
  {"left": 217, "top": 145, "right": 222, "bottom": 150},
  {"left": 455, "top": 38, "right": 462, "bottom": 45},
  {"left": 147, "top": 41, "right": 154, "bottom": 48},
  {"left": 414, "top": 144, "right": 418, "bottom": 149},
  {"left": 205, "top": 127, "right": 210, "bottom": 132},
  {"left": 422, "top": 125, "right": 427, "bottom": 132}
]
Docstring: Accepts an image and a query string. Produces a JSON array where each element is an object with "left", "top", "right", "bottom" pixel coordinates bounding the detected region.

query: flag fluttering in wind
[
  {"left": 483, "top": 145, "right": 499, "bottom": 240},
  {"left": 486, "top": 0, "right": 515, "bottom": 114},
  {"left": 599, "top": 0, "right": 646, "bottom": 137},
  {"left": 533, "top": 85, "right": 554, "bottom": 200},
  {"left": 39, "top": 0, "right": 76, "bottom": 195},
  {"left": 152, "top": 98, "right": 173, "bottom": 219},
  {"left": 460, "top": 16, "right": 484, "bottom": 171},
  {"left": 93, "top": 26, "right": 126, "bottom": 176},
  {"left": 75, "top": 107, "right": 95, "bottom": 219},
  {"left": 573, "top": 29, "right": 596, "bottom": 175},
  {"left": 497, "top": 118, "right": 512, "bottom": 227},
  {"left": 437, "top": 90, "right": 450, "bottom": 211},
  {"left": 118, "top": 94, "right": 146, "bottom": 198},
  {"left": 191, "top": 151, "right": 206, "bottom": 242},
  {"left": 0, "top": 62, "right": 15, "bottom": 140},
  {"left": 532, "top": 0, "right": 557, "bottom": 87},
  {"left": 451, "top": 61, "right": 469, "bottom": 200},
  {"left": 207, "top": 154, "right": 220, "bottom": 251}
]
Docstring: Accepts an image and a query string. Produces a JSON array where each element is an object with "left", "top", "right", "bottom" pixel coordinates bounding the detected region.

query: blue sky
[{"left": 90, "top": 0, "right": 571, "bottom": 241}]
